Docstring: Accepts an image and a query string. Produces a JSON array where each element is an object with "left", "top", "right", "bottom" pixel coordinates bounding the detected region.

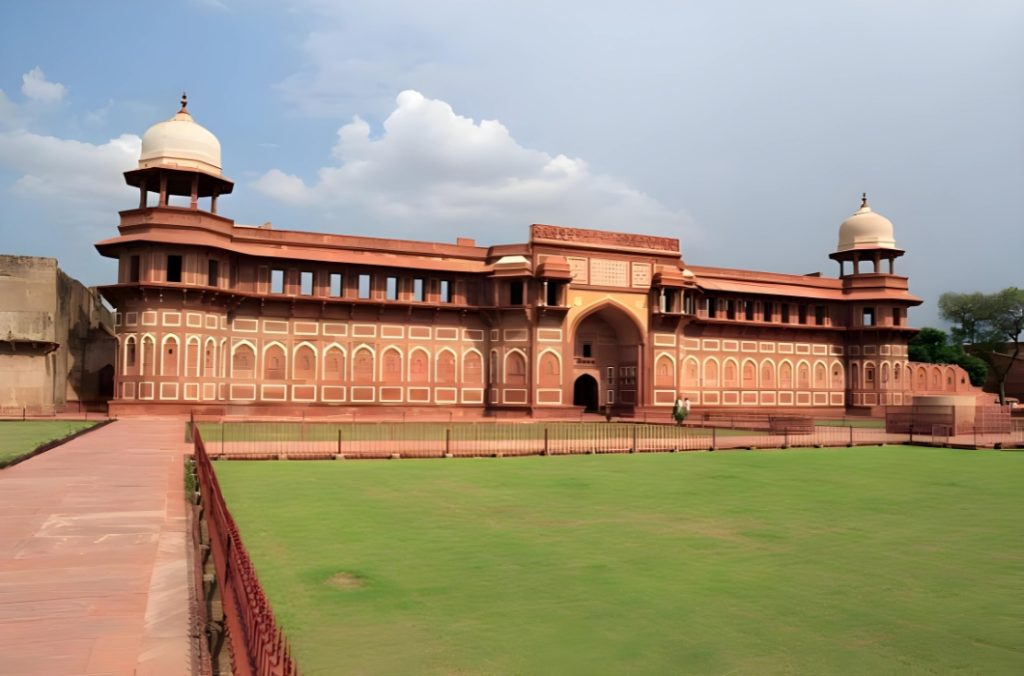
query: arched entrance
[
  {"left": 98, "top": 364, "right": 114, "bottom": 399},
  {"left": 571, "top": 303, "right": 644, "bottom": 412},
  {"left": 573, "top": 374, "right": 599, "bottom": 411}
]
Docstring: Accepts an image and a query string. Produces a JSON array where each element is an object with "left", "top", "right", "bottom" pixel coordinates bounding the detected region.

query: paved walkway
[{"left": 0, "top": 418, "right": 191, "bottom": 675}]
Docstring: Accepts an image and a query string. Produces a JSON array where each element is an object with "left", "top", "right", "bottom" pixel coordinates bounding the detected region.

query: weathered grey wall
[
  {"left": 0, "top": 255, "right": 115, "bottom": 410},
  {"left": 0, "top": 256, "right": 57, "bottom": 343},
  {"left": 0, "top": 256, "right": 58, "bottom": 408}
]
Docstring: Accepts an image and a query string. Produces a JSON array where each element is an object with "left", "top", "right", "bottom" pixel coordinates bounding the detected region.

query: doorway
[
  {"left": 572, "top": 304, "right": 643, "bottom": 408},
  {"left": 98, "top": 364, "right": 114, "bottom": 399},
  {"left": 573, "top": 374, "right": 599, "bottom": 412}
]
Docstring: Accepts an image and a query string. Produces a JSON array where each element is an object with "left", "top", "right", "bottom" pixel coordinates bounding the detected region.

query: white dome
[
  {"left": 139, "top": 96, "right": 221, "bottom": 175},
  {"left": 836, "top": 196, "right": 897, "bottom": 252}
]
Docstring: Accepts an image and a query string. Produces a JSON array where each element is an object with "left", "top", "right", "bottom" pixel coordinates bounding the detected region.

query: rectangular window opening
[
  {"left": 744, "top": 301, "right": 754, "bottom": 321},
  {"left": 863, "top": 307, "right": 876, "bottom": 326},
  {"left": 781, "top": 304, "right": 790, "bottom": 323},
  {"left": 440, "top": 279, "right": 452, "bottom": 303},
  {"left": 207, "top": 260, "right": 219, "bottom": 287},
  {"left": 815, "top": 305, "right": 825, "bottom": 326},
  {"left": 270, "top": 269, "right": 285, "bottom": 294},
  {"left": 892, "top": 308, "right": 901, "bottom": 326},
  {"left": 546, "top": 282, "right": 560, "bottom": 307},
  {"left": 358, "top": 274, "right": 372, "bottom": 299},
  {"left": 726, "top": 299, "right": 736, "bottom": 320},
  {"left": 798, "top": 305, "right": 808, "bottom": 325},
  {"left": 413, "top": 278, "right": 425, "bottom": 302},
  {"left": 166, "top": 255, "right": 182, "bottom": 283},
  {"left": 707, "top": 297, "right": 717, "bottom": 319},
  {"left": 300, "top": 271, "right": 314, "bottom": 296},
  {"left": 129, "top": 255, "right": 141, "bottom": 283},
  {"left": 509, "top": 282, "right": 523, "bottom": 305},
  {"left": 329, "top": 272, "right": 343, "bottom": 297},
  {"left": 386, "top": 276, "right": 398, "bottom": 301},
  {"left": 582, "top": 343, "right": 593, "bottom": 359}
]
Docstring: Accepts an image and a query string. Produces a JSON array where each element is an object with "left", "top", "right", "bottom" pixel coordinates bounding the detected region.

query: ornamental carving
[{"left": 530, "top": 224, "right": 679, "bottom": 252}]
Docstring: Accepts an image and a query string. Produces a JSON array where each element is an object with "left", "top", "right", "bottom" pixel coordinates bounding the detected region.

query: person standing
[{"left": 673, "top": 395, "right": 685, "bottom": 426}]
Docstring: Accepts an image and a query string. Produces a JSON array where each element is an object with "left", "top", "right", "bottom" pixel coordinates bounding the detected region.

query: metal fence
[
  {"left": 193, "top": 425, "right": 299, "bottom": 676},
  {"left": 192, "top": 418, "right": 1024, "bottom": 459},
  {"left": 192, "top": 420, "right": 952, "bottom": 459}
]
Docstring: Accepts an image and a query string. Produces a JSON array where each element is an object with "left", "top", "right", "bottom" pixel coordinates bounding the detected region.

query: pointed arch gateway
[
  {"left": 569, "top": 301, "right": 645, "bottom": 409},
  {"left": 573, "top": 374, "right": 600, "bottom": 411}
]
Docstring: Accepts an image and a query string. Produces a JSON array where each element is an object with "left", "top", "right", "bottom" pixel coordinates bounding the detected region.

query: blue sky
[{"left": 1, "top": 0, "right": 1021, "bottom": 327}]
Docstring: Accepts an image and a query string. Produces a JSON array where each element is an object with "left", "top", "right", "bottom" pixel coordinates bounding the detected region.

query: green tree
[
  {"left": 939, "top": 287, "right": 1024, "bottom": 404},
  {"left": 908, "top": 327, "right": 954, "bottom": 363},
  {"left": 908, "top": 327, "right": 988, "bottom": 386},
  {"left": 937, "top": 292, "right": 987, "bottom": 345}
]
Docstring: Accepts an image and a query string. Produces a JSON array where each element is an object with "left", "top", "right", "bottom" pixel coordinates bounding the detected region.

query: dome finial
[
  {"left": 179, "top": 91, "right": 188, "bottom": 113},
  {"left": 861, "top": 192, "right": 868, "bottom": 208}
]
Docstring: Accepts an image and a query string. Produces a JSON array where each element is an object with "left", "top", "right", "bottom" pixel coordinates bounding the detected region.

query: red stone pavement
[{"left": 0, "top": 418, "right": 191, "bottom": 675}]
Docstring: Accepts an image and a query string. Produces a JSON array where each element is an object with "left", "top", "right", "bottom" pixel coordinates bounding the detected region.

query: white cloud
[
  {"left": 254, "top": 90, "right": 690, "bottom": 240},
  {"left": 0, "top": 129, "right": 140, "bottom": 220},
  {"left": 0, "top": 79, "right": 137, "bottom": 219},
  {"left": 0, "top": 77, "right": 137, "bottom": 287},
  {"left": 21, "top": 67, "right": 67, "bottom": 104},
  {"left": 0, "top": 90, "right": 19, "bottom": 128}
]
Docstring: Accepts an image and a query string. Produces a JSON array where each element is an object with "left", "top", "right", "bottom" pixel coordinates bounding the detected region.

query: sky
[{"left": 0, "top": 0, "right": 1021, "bottom": 328}]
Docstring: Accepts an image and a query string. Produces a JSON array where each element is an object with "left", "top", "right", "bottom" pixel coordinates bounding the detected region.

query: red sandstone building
[{"left": 96, "top": 99, "right": 976, "bottom": 418}]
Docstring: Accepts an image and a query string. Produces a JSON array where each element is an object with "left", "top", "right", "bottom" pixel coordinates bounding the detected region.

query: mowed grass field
[
  {"left": 0, "top": 420, "right": 97, "bottom": 466},
  {"left": 215, "top": 446, "right": 1024, "bottom": 675}
]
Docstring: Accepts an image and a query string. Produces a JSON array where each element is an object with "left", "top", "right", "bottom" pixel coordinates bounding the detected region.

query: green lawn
[
  {"left": 816, "top": 418, "right": 885, "bottom": 428},
  {"left": 215, "top": 447, "right": 1024, "bottom": 675},
  {"left": 0, "top": 420, "right": 98, "bottom": 466}
]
